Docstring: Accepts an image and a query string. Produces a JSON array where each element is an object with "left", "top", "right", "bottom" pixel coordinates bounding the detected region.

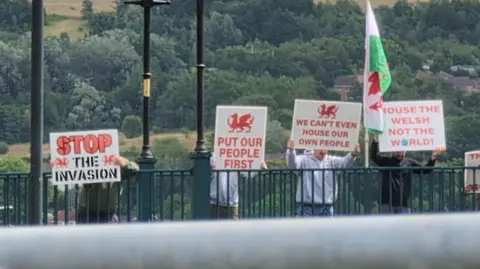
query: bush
[
  {"left": 121, "top": 115, "right": 142, "bottom": 138},
  {"left": 0, "top": 142, "right": 9, "bottom": 154}
]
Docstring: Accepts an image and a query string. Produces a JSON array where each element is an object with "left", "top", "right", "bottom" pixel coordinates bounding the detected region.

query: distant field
[
  {"left": 39, "top": 0, "right": 116, "bottom": 39},
  {"left": 44, "top": 0, "right": 115, "bottom": 18},
  {"left": 4, "top": 132, "right": 197, "bottom": 158}
]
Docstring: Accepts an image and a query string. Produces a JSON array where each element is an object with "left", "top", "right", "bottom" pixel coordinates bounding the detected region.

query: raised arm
[
  {"left": 330, "top": 144, "right": 359, "bottom": 168},
  {"left": 286, "top": 138, "right": 303, "bottom": 169},
  {"left": 411, "top": 148, "right": 442, "bottom": 174},
  {"left": 114, "top": 156, "right": 139, "bottom": 180},
  {"left": 370, "top": 135, "right": 390, "bottom": 166}
]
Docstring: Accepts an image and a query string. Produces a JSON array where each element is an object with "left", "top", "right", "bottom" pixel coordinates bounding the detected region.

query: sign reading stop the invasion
[
  {"left": 214, "top": 105, "right": 267, "bottom": 170},
  {"left": 291, "top": 99, "right": 362, "bottom": 151},
  {"left": 379, "top": 100, "right": 446, "bottom": 152},
  {"left": 464, "top": 150, "right": 480, "bottom": 195},
  {"left": 49, "top": 129, "right": 121, "bottom": 185}
]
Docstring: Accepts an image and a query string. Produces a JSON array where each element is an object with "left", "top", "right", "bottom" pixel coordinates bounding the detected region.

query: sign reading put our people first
[
  {"left": 291, "top": 99, "right": 362, "bottom": 151},
  {"left": 379, "top": 100, "right": 446, "bottom": 152},
  {"left": 214, "top": 105, "right": 267, "bottom": 170},
  {"left": 49, "top": 129, "right": 121, "bottom": 185},
  {"left": 464, "top": 150, "right": 480, "bottom": 195}
]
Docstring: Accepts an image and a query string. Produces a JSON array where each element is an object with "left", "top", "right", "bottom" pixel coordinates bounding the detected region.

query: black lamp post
[
  {"left": 29, "top": 0, "right": 44, "bottom": 225},
  {"left": 191, "top": 0, "right": 212, "bottom": 219},
  {"left": 124, "top": 0, "right": 170, "bottom": 221}
]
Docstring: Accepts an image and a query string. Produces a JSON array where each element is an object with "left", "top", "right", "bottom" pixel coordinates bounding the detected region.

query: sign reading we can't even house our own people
[
  {"left": 464, "top": 150, "right": 480, "bottom": 195},
  {"left": 49, "top": 129, "right": 121, "bottom": 186},
  {"left": 291, "top": 99, "right": 362, "bottom": 152},
  {"left": 214, "top": 105, "right": 267, "bottom": 170},
  {"left": 379, "top": 100, "right": 446, "bottom": 152}
]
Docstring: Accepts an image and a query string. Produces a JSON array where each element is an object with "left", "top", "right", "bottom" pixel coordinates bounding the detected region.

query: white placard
[
  {"left": 214, "top": 105, "right": 267, "bottom": 170},
  {"left": 49, "top": 129, "right": 121, "bottom": 185},
  {"left": 464, "top": 150, "right": 480, "bottom": 194},
  {"left": 291, "top": 99, "right": 362, "bottom": 151},
  {"left": 379, "top": 100, "right": 446, "bottom": 152}
]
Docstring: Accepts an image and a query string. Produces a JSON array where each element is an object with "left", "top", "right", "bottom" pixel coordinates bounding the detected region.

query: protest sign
[
  {"left": 214, "top": 105, "right": 267, "bottom": 170},
  {"left": 49, "top": 129, "right": 121, "bottom": 185},
  {"left": 379, "top": 100, "right": 446, "bottom": 152},
  {"left": 291, "top": 99, "right": 362, "bottom": 151},
  {"left": 464, "top": 150, "right": 480, "bottom": 195}
]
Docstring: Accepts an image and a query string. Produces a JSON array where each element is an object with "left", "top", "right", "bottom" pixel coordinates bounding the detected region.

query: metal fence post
[
  {"left": 138, "top": 158, "right": 156, "bottom": 221},
  {"left": 191, "top": 152, "right": 211, "bottom": 219}
]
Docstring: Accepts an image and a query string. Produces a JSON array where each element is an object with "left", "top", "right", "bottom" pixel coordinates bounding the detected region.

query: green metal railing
[{"left": 0, "top": 167, "right": 478, "bottom": 226}]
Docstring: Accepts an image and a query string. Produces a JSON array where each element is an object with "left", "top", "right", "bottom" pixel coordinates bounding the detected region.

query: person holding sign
[
  {"left": 286, "top": 138, "right": 359, "bottom": 217},
  {"left": 370, "top": 134, "right": 443, "bottom": 214},
  {"left": 210, "top": 155, "right": 268, "bottom": 219},
  {"left": 77, "top": 155, "right": 139, "bottom": 223}
]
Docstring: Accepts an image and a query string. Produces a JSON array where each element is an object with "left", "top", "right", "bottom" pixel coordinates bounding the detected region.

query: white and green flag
[{"left": 363, "top": 0, "right": 391, "bottom": 134}]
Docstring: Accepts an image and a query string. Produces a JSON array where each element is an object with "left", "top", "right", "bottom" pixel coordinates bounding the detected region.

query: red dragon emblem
[
  {"left": 228, "top": 113, "right": 254, "bottom": 133},
  {"left": 103, "top": 154, "right": 115, "bottom": 165},
  {"left": 317, "top": 104, "right": 338, "bottom": 119},
  {"left": 50, "top": 157, "right": 69, "bottom": 168}
]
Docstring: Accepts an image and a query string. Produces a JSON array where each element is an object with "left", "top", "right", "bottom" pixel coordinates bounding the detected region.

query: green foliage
[
  {"left": 0, "top": 0, "right": 479, "bottom": 162},
  {"left": 265, "top": 120, "right": 288, "bottom": 153},
  {"left": 81, "top": 0, "right": 94, "bottom": 20},
  {"left": 121, "top": 115, "right": 142, "bottom": 138},
  {"left": 0, "top": 142, "right": 8, "bottom": 154},
  {"left": 2, "top": 0, "right": 480, "bottom": 218},
  {"left": 0, "top": 156, "right": 28, "bottom": 172}
]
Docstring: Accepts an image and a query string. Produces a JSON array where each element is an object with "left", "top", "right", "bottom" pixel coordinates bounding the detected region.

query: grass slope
[
  {"left": 40, "top": 0, "right": 116, "bottom": 39},
  {"left": 5, "top": 132, "right": 197, "bottom": 157}
]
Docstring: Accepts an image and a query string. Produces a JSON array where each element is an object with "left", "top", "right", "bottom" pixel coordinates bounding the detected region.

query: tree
[
  {"left": 81, "top": 0, "right": 94, "bottom": 20},
  {"left": 121, "top": 115, "right": 142, "bottom": 138}
]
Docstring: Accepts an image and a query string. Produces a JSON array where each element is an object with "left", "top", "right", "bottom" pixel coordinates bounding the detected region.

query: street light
[
  {"left": 191, "top": 0, "right": 212, "bottom": 219},
  {"left": 124, "top": 0, "right": 170, "bottom": 221}
]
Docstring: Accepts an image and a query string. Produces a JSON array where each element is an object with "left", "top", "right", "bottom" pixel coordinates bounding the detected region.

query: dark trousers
[
  {"left": 77, "top": 208, "right": 118, "bottom": 224},
  {"left": 210, "top": 205, "right": 239, "bottom": 219}
]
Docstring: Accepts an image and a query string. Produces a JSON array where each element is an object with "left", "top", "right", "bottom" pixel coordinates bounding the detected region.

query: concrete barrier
[{"left": 0, "top": 213, "right": 479, "bottom": 269}]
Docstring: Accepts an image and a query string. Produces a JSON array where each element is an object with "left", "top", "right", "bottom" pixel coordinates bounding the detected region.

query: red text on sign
[
  {"left": 465, "top": 184, "right": 480, "bottom": 193},
  {"left": 413, "top": 127, "right": 434, "bottom": 135},
  {"left": 385, "top": 106, "right": 417, "bottom": 114},
  {"left": 419, "top": 105, "right": 440, "bottom": 113},
  {"left": 390, "top": 138, "right": 433, "bottom": 147},
  {"left": 219, "top": 148, "right": 260, "bottom": 158},
  {"left": 217, "top": 137, "right": 262, "bottom": 147},
  {"left": 224, "top": 159, "right": 254, "bottom": 169},
  {"left": 391, "top": 116, "right": 429, "bottom": 124},
  {"left": 468, "top": 153, "right": 480, "bottom": 160},
  {"left": 56, "top": 134, "right": 112, "bottom": 155},
  {"left": 302, "top": 129, "right": 330, "bottom": 136},
  {"left": 388, "top": 128, "right": 411, "bottom": 136},
  {"left": 298, "top": 138, "right": 350, "bottom": 148}
]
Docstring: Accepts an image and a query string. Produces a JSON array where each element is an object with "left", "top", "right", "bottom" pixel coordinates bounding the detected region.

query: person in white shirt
[
  {"left": 210, "top": 155, "right": 267, "bottom": 219},
  {"left": 286, "top": 139, "right": 359, "bottom": 217}
]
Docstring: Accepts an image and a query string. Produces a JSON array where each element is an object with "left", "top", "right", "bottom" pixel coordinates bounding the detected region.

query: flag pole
[{"left": 363, "top": 0, "right": 370, "bottom": 168}]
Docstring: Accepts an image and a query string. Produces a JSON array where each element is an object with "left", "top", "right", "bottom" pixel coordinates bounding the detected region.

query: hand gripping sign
[
  {"left": 214, "top": 105, "right": 267, "bottom": 170},
  {"left": 49, "top": 129, "right": 121, "bottom": 185},
  {"left": 291, "top": 99, "right": 362, "bottom": 151}
]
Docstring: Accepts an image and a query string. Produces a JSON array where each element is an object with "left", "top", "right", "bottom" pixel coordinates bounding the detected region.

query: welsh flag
[{"left": 363, "top": 0, "right": 391, "bottom": 134}]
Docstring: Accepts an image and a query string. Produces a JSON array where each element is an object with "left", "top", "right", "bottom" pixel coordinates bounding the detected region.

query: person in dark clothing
[
  {"left": 370, "top": 134, "right": 443, "bottom": 214},
  {"left": 77, "top": 156, "right": 139, "bottom": 224}
]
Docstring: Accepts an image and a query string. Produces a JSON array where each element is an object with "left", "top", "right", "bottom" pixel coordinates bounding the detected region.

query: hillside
[
  {"left": 43, "top": 0, "right": 425, "bottom": 39},
  {"left": 3, "top": 132, "right": 197, "bottom": 158}
]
